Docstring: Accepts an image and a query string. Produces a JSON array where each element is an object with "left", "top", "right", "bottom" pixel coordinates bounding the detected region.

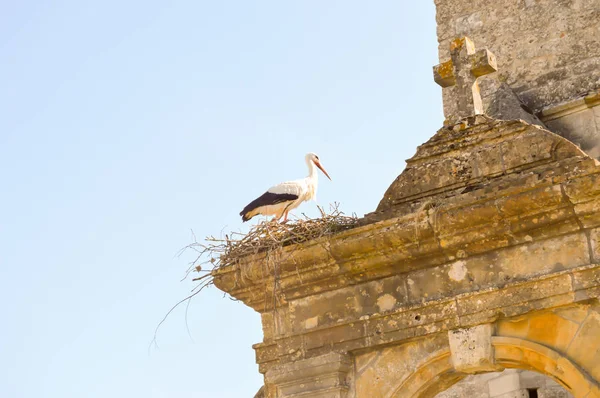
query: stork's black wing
[{"left": 240, "top": 191, "right": 299, "bottom": 222}]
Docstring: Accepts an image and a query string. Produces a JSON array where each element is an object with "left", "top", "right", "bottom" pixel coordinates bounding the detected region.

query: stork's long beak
[{"left": 315, "top": 161, "right": 332, "bottom": 181}]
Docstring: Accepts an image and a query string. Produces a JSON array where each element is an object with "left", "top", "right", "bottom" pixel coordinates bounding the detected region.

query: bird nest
[
  {"left": 183, "top": 203, "right": 358, "bottom": 279},
  {"left": 151, "top": 204, "right": 358, "bottom": 350}
]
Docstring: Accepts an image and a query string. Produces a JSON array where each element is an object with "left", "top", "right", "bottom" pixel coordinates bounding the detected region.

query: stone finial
[{"left": 434, "top": 37, "right": 498, "bottom": 123}]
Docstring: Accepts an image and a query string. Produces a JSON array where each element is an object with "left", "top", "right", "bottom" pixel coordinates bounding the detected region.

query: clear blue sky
[{"left": 0, "top": 2, "right": 442, "bottom": 397}]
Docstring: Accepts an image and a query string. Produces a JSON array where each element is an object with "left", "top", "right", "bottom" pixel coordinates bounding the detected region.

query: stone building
[{"left": 213, "top": 0, "right": 600, "bottom": 396}]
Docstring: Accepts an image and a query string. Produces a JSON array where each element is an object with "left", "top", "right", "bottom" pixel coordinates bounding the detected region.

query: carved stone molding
[{"left": 265, "top": 352, "right": 352, "bottom": 398}]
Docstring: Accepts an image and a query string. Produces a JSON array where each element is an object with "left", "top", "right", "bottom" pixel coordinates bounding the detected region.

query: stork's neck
[{"left": 306, "top": 159, "right": 318, "bottom": 180}]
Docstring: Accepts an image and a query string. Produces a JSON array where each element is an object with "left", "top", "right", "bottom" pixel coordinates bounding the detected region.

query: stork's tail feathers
[
  {"left": 240, "top": 208, "right": 259, "bottom": 222},
  {"left": 240, "top": 192, "right": 298, "bottom": 222}
]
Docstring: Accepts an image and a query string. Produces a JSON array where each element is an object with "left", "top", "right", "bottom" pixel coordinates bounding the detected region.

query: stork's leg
[{"left": 282, "top": 211, "right": 289, "bottom": 223}]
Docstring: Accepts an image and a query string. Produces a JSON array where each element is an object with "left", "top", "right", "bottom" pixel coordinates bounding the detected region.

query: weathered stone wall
[
  {"left": 434, "top": 0, "right": 600, "bottom": 113},
  {"left": 215, "top": 116, "right": 600, "bottom": 397},
  {"left": 219, "top": 4, "right": 600, "bottom": 395},
  {"left": 351, "top": 303, "right": 600, "bottom": 398}
]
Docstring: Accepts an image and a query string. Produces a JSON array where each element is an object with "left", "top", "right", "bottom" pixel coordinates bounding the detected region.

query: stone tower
[
  {"left": 212, "top": 1, "right": 600, "bottom": 397},
  {"left": 434, "top": 0, "right": 600, "bottom": 157}
]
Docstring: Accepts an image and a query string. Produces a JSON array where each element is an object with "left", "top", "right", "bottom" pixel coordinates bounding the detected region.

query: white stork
[{"left": 240, "top": 153, "right": 331, "bottom": 222}]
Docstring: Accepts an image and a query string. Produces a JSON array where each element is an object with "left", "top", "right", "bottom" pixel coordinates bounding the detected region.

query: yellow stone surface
[
  {"left": 566, "top": 310, "right": 600, "bottom": 381},
  {"left": 526, "top": 311, "right": 580, "bottom": 353},
  {"left": 354, "top": 350, "right": 378, "bottom": 375},
  {"left": 497, "top": 316, "right": 530, "bottom": 339},
  {"left": 591, "top": 227, "right": 600, "bottom": 263},
  {"left": 552, "top": 303, "right": 591, "bottom": 324},
  {"left": 355, "top": 334, "right": 449, "bottom": 398}
]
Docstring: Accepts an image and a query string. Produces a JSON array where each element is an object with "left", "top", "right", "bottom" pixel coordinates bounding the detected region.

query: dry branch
[{"left": 151, "top": 203, "right": 358, "bottom": 350}]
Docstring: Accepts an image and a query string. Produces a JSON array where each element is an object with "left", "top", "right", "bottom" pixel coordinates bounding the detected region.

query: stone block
[
  {"left": 572, "top": 265, "right": 600, "bottom": 302},
  {"left": 519, "top": 370, "right": 556, "bottom": 389},
  {"left": 566, "top": 310, "right": 600, "bottom": 381},
  {"left": 500, "top": 132, "right": 554, "bottom": 171},
  {"left": 590, "top": 228, "right": 600, "bottom": 262},
  {"left": 448, "top": 324, "right": 500, "bottom": 373},
  {"left": 497, "top": 317, "right": 529, "bottom": 339},
  {"left": 302, "top": 323, "right": 365, "bottom": 351},
  {"left": 492, "top": 233, "right": 591, "bottom": 277},
  {"left": 436, "top": 202, "right": 501, "bottom": 236},
  {"left": 526, "top": 311, "right": 580, "bottom": 353},
  {"left": 407, "top": 232, "right": 589, "bottom": 307},
  {"left": 495, "top": 390, "right": 529, "bottom": 398},
  {"left": 552, "top": 303, "right": 591, "bottom": 324},
  {"left": 508, "top": 208, "right": 581, "bottom": 244},
  {"left": 261, "top": 312, "right": 275, "bottom": 341},
  {"left": 405, "top": 260, "right": 473, "bottom": 303},
  {"left": 369, "top": 299, "right": 458, "bottom": 336},
  {"left": 545, "top": 107, "right": 599, "bottom": 158},
  {"left": 456, "top": 271, "right": 573, "bottom": 318},
  {"left": 265, "top": 352, "right": 351, "bottom": 398},
  {"left": 573, "top": 198, "right": 600, "bottom": 229},
  {"left": 471, "top": 143, "right": 505, "bottom": 177},
  {"left": 538, "top": 387, "right": 573, "bottom": 398},
  {"left": 563, "top": 172, "right": 600, "bottom": 204},
  {"left": 496, "top": 185, "right": 564, "bottom": 218},
  {"left": 287, "top": 274, "right": 408, "bottom": 333},
  {"left": 488, "top": 372, "right": 522, "bottom": 397}
]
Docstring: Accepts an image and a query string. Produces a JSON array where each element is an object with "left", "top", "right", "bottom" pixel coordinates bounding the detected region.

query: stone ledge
[
  {"left": 540, "top": 89, "right": 600, "bottom": 122},
  {"left": 213, "top": 159, "right": 600, "bottom": 312},
  {"left": 253, "top": 264, "right": 600, "bottom": 373}
]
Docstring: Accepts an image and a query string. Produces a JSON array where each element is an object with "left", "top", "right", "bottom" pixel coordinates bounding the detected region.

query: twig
[
  {"left": 152, "top": 203, "right": 358, "bottom": 352},
  {"left": 148, "top": 280, "right": 212, "bottom": 354}
]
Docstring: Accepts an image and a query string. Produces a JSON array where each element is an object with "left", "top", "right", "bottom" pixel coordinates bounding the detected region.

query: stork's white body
[
  {"left": 260, "top": 175, "right": 318, "bottom": 219},
  {"left": 240, "top": 153, "right": 330, "bottom": 222}
]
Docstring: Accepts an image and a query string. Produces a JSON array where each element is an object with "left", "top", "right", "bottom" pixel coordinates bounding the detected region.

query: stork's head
[{"left": 306, "top": 152, "right": 332, "bottom": 181}]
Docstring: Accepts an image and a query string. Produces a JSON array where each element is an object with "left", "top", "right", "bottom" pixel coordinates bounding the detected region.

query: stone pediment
[{"left": 368, "top": 115, "right": 589, "bottom": 222}]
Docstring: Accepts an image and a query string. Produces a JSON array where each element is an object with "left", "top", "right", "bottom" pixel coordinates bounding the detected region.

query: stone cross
[{"left": 433, "top": 37, "right": 498, "bottom": 122}]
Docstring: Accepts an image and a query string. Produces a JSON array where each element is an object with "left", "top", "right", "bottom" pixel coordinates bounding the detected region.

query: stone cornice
[
  {"left": 253, "top": 263, "right": 600, "bottom": 373},
  {"left": 212, "top": 155, "right": 600, "bottom": 312},
  {"left": 540, "top": 89, "right": 600, "bottom": 122}
]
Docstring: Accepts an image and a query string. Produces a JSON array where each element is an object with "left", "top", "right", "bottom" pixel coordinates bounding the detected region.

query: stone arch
[
  {"left": 492, "top": 337, "right": 597, "bottom": 397},
  {"left": 390, "top": 337, "right": 600, "bottom": 398},
  {"left": 389, "top": 348, "right": 454, "bottom": 397}
]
